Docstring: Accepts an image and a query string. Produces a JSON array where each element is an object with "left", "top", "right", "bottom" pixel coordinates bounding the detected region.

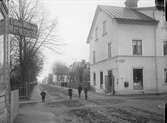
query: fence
[
  {"left": 0, "top": 94, "right": 7, "bottom": 123},
  {"left": 11, "top": 90, "right": 19, "bottom": 123},
  {"left": 19, "top": 81, "right": 37, "bottom": 99}
]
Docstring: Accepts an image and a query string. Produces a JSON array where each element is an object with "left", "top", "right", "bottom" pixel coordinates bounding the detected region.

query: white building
[{"left": 87, "top": 0, "right": 167, "bottom": 95}]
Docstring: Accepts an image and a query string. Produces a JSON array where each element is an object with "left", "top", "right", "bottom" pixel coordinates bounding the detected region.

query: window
[
  {"left": 108, "top": 42, "right": 111, "bottom": 58},
  {"left": 102, "top": 21, "right": 107, "bottom": 36},
  {"left": 0, "top": 36, "right": 4, "bottom": 68},
  {"left": 95, "top": 27, "right": 98, "bottom": 41},
  {"left": 133, "top": 68, "right": 143, "bottom": 90},
  {"left": 164, "top": 69, "right": 167, "bottom": 83},
  {"left": 93, "top": 72, "right": 96, "bottom": 86},
  {"left": 163, "top": 41, "right": 167, "bottom": 55},
  {"left": 100, "top": 72, "right": 103, "bottom": 88},
  {"left": 93, "top": 50, "right": 96, "bottom": 64},
  {"left": 132, "top": 40, "right": 142, "bottom": 55}
]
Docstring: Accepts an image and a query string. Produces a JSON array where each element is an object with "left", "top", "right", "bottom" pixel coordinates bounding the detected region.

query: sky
[{"left": 38, "top": 0, "right": 155, "bottom": 80}]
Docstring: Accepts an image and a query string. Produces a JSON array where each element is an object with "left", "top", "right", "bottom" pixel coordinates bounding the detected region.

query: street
[{"left": 14, "top": 84, "right": 166, "bottom": 123}]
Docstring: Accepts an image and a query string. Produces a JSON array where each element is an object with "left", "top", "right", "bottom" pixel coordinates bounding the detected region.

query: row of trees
[
  {"left": 10, "top": 0, "right": 60, "bottom": 90},
  {"left": 52, "top": 60, "right": 90, "bottom": 84}
]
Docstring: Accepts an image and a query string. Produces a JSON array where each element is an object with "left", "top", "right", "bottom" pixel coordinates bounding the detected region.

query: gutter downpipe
[{"left": 153, "top": 10, "right": 159, "bottom": 94}]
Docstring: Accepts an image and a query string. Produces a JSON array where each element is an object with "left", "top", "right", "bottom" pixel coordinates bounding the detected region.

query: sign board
[
  {"left": 8, "top": 18, "right": 38, "bottom": 38},
  {"left": 0, "top": 18, "right": 38, "bottom": 38}
]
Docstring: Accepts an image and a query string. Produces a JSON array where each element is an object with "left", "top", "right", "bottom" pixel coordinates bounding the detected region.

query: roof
[
  {"left": 99, "top": 5, "right": 156, "bottom": 21},
  {"left": 87, "top": 5, "right": 158, "bottom": 43}
]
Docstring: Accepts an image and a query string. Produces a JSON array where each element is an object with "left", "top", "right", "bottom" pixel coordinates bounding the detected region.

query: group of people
[
  {"left": 68, "top": 85, "right": 88, "bottom": 100},
  {"left": 40, "top": 85, "right": 89, "bottom": 103}
]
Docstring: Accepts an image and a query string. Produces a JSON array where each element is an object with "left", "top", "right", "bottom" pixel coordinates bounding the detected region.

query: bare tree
[{"left": 9, "top": 0, "right": 62, "bottom": 87}]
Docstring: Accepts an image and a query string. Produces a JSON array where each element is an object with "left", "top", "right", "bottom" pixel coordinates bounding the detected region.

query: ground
[{"left": 14, "top": 84, "right": 166, "bottom": 123}]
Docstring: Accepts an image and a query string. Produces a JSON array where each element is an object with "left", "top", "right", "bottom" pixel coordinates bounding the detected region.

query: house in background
[
  {"left": 69, "top": 60, "right": 90, "bottom": 88},
  {"left": 87, "top": 0, "right": 167, "bottom": 95},
  {"left": 53, "top": 74, "right": 69, "bottom": 87}
]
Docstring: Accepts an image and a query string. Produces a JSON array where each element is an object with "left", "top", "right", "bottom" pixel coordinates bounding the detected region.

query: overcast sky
[{"left": 38, "top": 0, "right": 154, "bottom": 80}]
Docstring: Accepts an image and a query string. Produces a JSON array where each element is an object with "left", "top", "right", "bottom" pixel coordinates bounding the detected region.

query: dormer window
[
  {"left": 103, "top": 21, "right": 107, "bottom": 36},
  {"left": 95, "top": 27, "right": 98, "bottom": 41}
]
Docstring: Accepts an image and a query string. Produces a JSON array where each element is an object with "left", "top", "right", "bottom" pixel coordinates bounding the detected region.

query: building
[
  {"left": 68, "top": 60, "right": 90, "bottom": 88},
  {"left": 87, "top": 0, "right": 167, "bottom": 95},
  {"left": 53, "top": 74, "right": 69, "bottom": 87}
]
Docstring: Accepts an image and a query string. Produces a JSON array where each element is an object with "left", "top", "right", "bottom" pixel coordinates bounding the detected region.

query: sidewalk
[
  {"left": 19, "top": 85, "right": 41, "bottom": 104},
  {"left": 14, "top": 84, "right": 56, "bottom": 123}
]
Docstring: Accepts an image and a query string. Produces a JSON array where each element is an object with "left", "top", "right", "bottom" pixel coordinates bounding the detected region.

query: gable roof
[
  {"left": 87, "top": 5, "right": 158, "bottom": 43},
  {"left": 99, "top": 5, "right": 156, "bottom": 21}
]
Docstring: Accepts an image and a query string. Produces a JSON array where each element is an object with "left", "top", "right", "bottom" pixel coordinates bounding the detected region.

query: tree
[
  {"left": 69, "top": 60, "right": 90, "bottom": 83},
  {"left": 53, "top": 62, "right": 68, "bottom": 75},
  {"left": 9, "top": 0, "right": 61, "bottom": 88}
]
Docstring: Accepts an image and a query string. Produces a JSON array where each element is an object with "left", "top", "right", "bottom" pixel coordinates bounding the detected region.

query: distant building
[
  {"left": 53, "top": 74, "right": 69, "bottom": 87},
  {"left": 87, "top": 0, "right": 167, "bottom": 94},
  {"left": 47, "top": 73, "right": 54, "bottom": 85},
  {"left": 69, "top": 60, "right": 90, "bottom": 88}
]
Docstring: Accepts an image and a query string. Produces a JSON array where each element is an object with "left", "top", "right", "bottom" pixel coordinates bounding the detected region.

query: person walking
[
  {"left": 78, "top": 85, "right": 82, "bottom": 98},
  {"left": 40, "top": 90, "right": 46, "bottom": 103},
  {"left": 68, "top": 87, "right": 73, "bottom": 100},
  {"left": 84, "top": 87, "right": 88, "bottom": 100}
]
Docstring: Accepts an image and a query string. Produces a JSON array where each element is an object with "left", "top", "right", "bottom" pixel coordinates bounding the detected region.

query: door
[
  {"left": 133, "top": 68, "right": 143, "bottom": 90},
  {"left": 105, "top": 70, "right": 115, "bottom": 95}
]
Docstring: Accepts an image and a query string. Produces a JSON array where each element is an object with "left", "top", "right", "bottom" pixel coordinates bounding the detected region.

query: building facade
[{"left": 87, "top": 1, "right": 167, "bottom": 95}]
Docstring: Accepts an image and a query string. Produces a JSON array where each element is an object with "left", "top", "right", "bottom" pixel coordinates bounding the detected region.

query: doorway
[
  {"left": 105, "top": 70, "right": 115, "bottom": 95},
  {"left": 133, "top": 68, "right": 143, "bottom": 90}
]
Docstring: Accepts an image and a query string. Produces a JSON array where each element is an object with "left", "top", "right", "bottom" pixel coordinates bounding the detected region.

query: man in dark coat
[
  {"left": 40, "top": 91, "right": 46, "bottom": 103},
  {"left": 78, "top": 85, "right": 82, "bottom": 98}
]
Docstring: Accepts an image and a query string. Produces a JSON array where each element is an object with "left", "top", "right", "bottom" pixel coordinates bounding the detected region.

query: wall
[
  {"left": 117, "top": 22, "right": 155, "bottom": 56},
  {"left": 11, "top": 89, "right": 19, "bottom": 123},
  {"left": 117, "top": 56, "right": 157, "bottom": 94},
  {"left": 89, "top": 8, "right": 119, "bottom": 64},
  {"left": 90, "top": 57, "right": 118, "bottom": 93}
]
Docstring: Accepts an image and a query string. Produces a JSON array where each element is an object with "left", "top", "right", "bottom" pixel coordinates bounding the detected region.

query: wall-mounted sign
[
  {"left": 0, "top": 18, "right": 38, "bottom": 38},
  {"left": 8, "top": 18, "right": 38, "bottom": 38},
  {"left": 115, "top": 59, "right": 125, "bottom": 63}
]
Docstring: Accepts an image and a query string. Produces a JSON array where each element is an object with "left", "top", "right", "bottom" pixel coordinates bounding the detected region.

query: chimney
[{"left": 125, "top": 0, "right": 139, "bottom": 8}]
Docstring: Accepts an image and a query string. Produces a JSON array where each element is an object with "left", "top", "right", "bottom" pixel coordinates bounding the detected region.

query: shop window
[{"left": 133, "top": 68, "right": 143, "bottom": 90}]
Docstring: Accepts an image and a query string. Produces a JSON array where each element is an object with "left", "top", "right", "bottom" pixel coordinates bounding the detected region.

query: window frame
[
  {"left": 93, "top": 72, "right": 96, "bottom": 86},
  {"left": 108, "top": 42, "right": 112, "bottom": 58},
  {"left": 163, "top": 41, "right": 167, "bottom": 56},
  {"left": 93, "top": 50, "right": 96, "bottom": 64},
  {"left": 133, "top": 68, "right": 143, "bottom": 90},
  {"left": 164, "top": 68, "right": 167, "bottom": 83},
  {"left": 100, "top": 71, "right": 103, "bottom": 88},
  {"left": 102, "top": 20, "right": 107, "bottom": 36},
  {"left": 132, "top": 40, "right": 142, "bottom": 56},
  {"left": 95, "top": 27, "right": 98, "bottom": 41}
]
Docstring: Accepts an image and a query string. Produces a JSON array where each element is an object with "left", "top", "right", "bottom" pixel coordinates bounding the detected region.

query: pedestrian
[
  {"left": 78, "top": 85, "right": 82, "bottom": 98},
  {"left": 40, "top": 90, "right": 46, "bottom": 103},
  {"left": 68, "top": 87, "right": 73, "bottom": 100},
  {"left": 84, "top": 87, "right": 88, "bottom": 100}
]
